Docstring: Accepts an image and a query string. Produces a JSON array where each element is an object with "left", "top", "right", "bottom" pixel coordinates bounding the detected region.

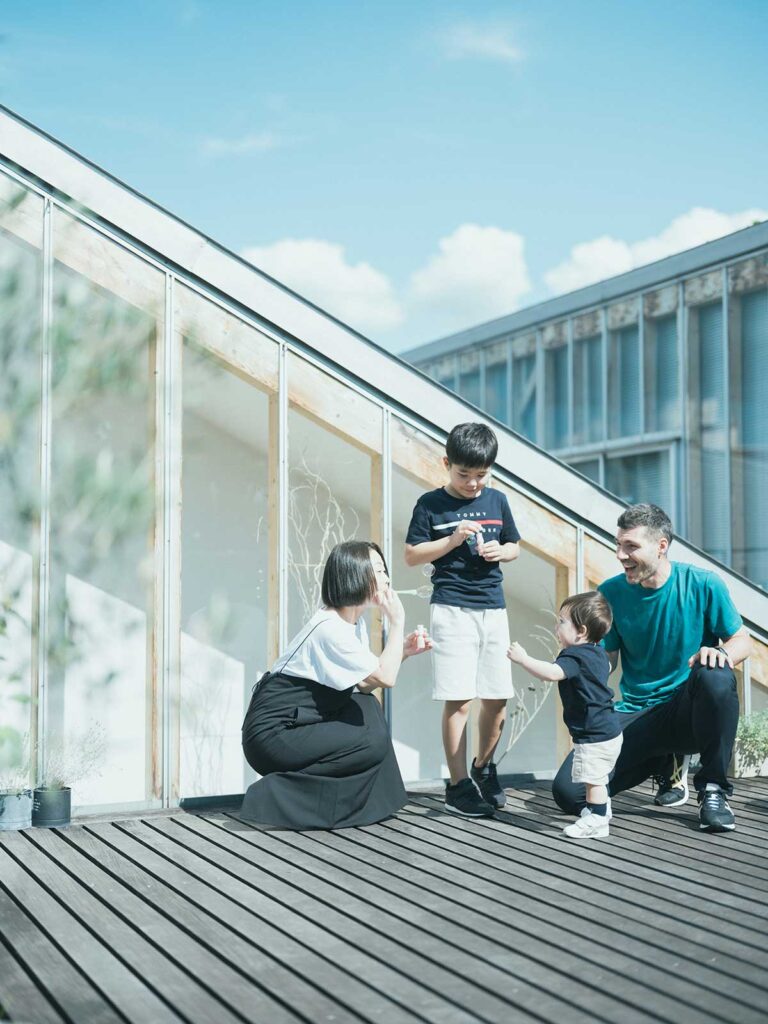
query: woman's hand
[
  {"left": 376, "top": 585, "right": 405, "bottom": 627},
  {"left": 403, "top": 628, "right": 433, "bottom": 659}
]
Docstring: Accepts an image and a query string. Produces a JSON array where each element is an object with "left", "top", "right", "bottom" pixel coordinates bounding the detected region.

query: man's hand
[
  {"left": 451, "top": 520, "right": 482, "bottom": 548},
  {"left": 688, "top": 646, "right": 734, "bottom": 669},
  {"left": 507, "top": 641, "right": 528, "bottom": 664}
]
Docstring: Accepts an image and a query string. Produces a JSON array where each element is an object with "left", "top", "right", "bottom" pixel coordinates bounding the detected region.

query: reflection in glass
[
  {"left": 49, "top": 212, "right": 160, "bottom": 807},
  {"left": 0, "top": 172, "right": 42, "bottom": 770},
  {"left": 179, "top": 288, "right": 275, "bottom": 797}
]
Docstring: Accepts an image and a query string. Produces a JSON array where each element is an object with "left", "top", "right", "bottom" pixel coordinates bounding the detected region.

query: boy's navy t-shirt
[
  {"left": 555, "top": 643, "right": 621, "bottom": 744},
  {"left": 405, "top": 487, "right": 520, "bottom": 609}
]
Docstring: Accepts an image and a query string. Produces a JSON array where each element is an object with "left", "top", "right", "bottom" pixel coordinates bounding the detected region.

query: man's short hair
[
  {"left": 322, "top": 541, "right": 387, "bottom": 609},
  {"left": 445, "top": 422, "right": 498, "bottom": 468},
  {"left": 617, "top": 503, "right": 673, "bottom": 545},
  {"left": 560, "top": 591, "right": 613, "bottom": 644}
]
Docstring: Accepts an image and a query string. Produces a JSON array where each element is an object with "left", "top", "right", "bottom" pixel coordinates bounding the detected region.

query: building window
[
  {"left": 608, "top": 325, "right": 641, "bottom": 438},
  {"left": 644, "top": 314, "right": 679, "bottom": 433},
  {"left": 512, "top": 352, "right": 537, "bottom": 442},
  {"left": 568, "top": 457, "right": 601, "bottom": 486},
  {"left": 733, "top": 288, "right": 768, "bottom": 587},
  {"left": 544, "top": 344, "right": 568, "bottom": 448},
  {"left": 572, "top": 334, "right": 603, "bottom": 445},
  {"left": 485, "top": 358, "right": 508, "bottom": 424},
  {"left": 688, "top": 300, "right": 729, "bottom": 563},
  {"left": 605, "top": 450, "right": 671, "bottom": 514}
]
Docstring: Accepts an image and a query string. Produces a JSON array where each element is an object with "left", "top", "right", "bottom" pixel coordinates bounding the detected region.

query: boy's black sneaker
[
  {"left": 698, "top": 787, "right": 736, "bottom": 832},
  {"left": 445, "top": 777, "right": 496, "bottom": 818},
  {"left": 470, "top": 758, "right": 507, "bottom": 809},
  {"left": 653, "top": 753, "right": 690, "bottom": 807}
]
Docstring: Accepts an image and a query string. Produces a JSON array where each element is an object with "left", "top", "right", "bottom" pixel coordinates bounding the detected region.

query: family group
[{"left": 241, "top": 422, "right": 751, "bottom": 838}]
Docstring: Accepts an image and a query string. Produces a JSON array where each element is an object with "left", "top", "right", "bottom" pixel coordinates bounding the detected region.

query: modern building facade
[
  {"left": 405, "top": 225, "right": 768, "bottom": 592},
  {"left": 1, "top": 106, "right": 767, "bottom": 816}
]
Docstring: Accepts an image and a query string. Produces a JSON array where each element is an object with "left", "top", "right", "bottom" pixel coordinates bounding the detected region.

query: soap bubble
[{"left": 422, "top": 563, "right": 435, "bottom": 578}]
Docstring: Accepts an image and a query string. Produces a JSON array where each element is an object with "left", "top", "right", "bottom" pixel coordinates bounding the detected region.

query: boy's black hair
[
  {"left": 560, "top": 591, "right": 613, "bottom": 644},
  {"left": 445, "top": 422, "right": 498, "bottom": 468},
  {"left": 321, "top": 541, "right": 388, "bottom": 609},
  {"left": 617, "top": 503, "right": 673, "bottom": 546}
]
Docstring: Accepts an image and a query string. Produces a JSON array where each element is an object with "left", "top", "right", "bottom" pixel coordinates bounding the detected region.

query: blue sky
[{"left": 2, "top": 1, "right": 767, "bottom": 351}]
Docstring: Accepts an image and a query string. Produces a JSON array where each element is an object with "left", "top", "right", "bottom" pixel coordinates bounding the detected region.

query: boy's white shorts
[
  {"left": 430, "top": 604, "right": 513, "bottom": 701},
  {"left": 571, "top": 734, "right": 623, "bottom": 786}
]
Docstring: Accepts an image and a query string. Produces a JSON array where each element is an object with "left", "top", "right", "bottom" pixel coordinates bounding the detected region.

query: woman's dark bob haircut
[{"left": 321, "top": 541, "right": 388, "bottom": 609}]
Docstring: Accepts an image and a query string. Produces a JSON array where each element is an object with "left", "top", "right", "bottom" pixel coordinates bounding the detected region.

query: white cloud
[
  {"left": 409, "top": 224, "right": 531, "bottom": 332},
  {"left": 545, "top": 207, "right": 768, "bottom": 294},
  {"left": 201, "top": 132, "right": 283, "bottom": 157},
  {"left": 242, "top": 238, "right": 404, "bottom": 334},
  {"left": 439, "top": 22, "right": 523, "bottom": 63}
]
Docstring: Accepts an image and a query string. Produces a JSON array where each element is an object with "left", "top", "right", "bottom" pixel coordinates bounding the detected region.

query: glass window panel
[
  {"left": 732, "top": 289, "right": 768, "bottom": 587},
  {"left": 457, "top": 368, "right": 480, "bottom": 406},
  {"left": 568, "top": 458, "right": 601, "bottom": 485},
  {"left": 605, "top": 450, "right": 671, "bottom": 512},
  {"left": 177, "top": 286, "right": 277, "bottom": 797},
  {"left": 688, "top": 300, "right": 728, "bottom": 563},
  {"left": 484, "top": 359, "right": 508, "bottom": 423},
  {"left": 0, "top": 172, "right": 42, "bottom": 772},
  {"left": 287, "top": 353, "right": 377, "bottom": 638},
  {"left": 644, "top": 314, "right": 679, "bottom": 433},
  {"left": 50, "top": 212, "right": 162, "bottom": 808},
  {"left": 512, "top": 353, "right": 537, "bottom": 442},
  {"left": 572, "top": 335, "right": 603, "bottom": 445},
  {"left": 544, "top": 345, "right": 568, "bottom": 448},
  {"left": 608, "top": 325, "right": 640, "bottom": 438}
]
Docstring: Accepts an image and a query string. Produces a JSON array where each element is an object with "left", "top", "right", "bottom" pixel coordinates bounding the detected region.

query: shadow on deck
[{"left": 1, "top": 779, "right": 768, "bottom": 1024}]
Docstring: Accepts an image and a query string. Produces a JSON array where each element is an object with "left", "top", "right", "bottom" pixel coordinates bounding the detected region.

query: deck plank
[{"left": 1, "top": 779, "right": 767, "bottom": 1024}]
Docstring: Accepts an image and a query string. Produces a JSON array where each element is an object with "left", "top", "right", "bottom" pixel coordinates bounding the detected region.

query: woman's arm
[{"left": 359, "top": 589, "right": 406, "bottom": 691}]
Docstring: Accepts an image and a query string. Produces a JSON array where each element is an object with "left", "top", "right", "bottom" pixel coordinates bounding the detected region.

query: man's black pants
[{"left": 552, "top": 662, "right": 739, "bottom": 815}]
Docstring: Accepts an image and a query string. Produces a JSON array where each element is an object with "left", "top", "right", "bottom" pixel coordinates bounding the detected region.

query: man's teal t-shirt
[{"left": 598, "top": 562, "right": 742, "bottom": 713}]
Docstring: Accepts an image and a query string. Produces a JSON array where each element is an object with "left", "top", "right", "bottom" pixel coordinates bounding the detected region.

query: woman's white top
[{"left": 271, "top": 609, "right": 380, "bottom": 691}]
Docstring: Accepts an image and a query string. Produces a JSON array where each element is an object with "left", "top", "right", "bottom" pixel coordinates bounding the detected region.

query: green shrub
[{"left": 735, "top": 711, "right": 768, "bottom": 777}]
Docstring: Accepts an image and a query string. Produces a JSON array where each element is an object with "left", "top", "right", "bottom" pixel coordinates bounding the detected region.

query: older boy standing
[{"left": 405, "top": 423, "right": 520, "bottom": 817}]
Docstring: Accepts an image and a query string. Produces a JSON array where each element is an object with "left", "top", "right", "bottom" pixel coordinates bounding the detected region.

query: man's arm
[
  {"left": 689, "top": 625, "right": 752, "bottom": 670},
  {"left": 479, "top": 540, "right": 520, "bottom": 563}
]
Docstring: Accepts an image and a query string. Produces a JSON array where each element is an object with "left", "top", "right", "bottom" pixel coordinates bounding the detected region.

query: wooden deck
[{"left": 1, "top": 778, "right": 768, "bottom": 1024}]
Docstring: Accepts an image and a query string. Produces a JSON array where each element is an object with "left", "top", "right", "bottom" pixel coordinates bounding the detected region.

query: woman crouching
[{"left": 241, "top": 541, "right": 431, "bottom": 829}]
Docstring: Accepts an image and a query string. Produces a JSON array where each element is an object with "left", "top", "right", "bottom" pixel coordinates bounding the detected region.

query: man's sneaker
[
  {"left": 470, "top": 758, "right": 506, "bottom": 809},
  {"left": 444, "top": 777, "right": 496, "bottom": 818},
  {"left": 653, "top": 753, "right": 690, "bottom": 807},
  {"left": 698, "top": 787, "right": 736, "bottom": 832},
  {"left": 563, "top": 808, "right": 610, "bottom": 839}
]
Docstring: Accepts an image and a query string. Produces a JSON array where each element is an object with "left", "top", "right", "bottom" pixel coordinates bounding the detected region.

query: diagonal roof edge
[{"left": 2, "top": 105, "right": 766, "bottom": 633}]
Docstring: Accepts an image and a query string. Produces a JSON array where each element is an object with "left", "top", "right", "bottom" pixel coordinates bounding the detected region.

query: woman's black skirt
[{"left": 240, "top": 672, "right": 407, "bottom": 829}]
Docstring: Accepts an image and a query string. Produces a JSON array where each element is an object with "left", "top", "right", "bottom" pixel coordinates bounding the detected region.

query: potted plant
[
  {"left": 0, "top": 728, "right": 32, "bottom": 831},
  {"left": 33, "top": 723, "right": 106, "bottom": 828}
]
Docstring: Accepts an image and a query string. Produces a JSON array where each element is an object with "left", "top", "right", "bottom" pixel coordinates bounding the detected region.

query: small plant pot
[
  {"left": 0, "top": 789, "right": 33, "bottom": 830},
  {"left": 32, "top": 786, "right": 72, "bottom": 828}
]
